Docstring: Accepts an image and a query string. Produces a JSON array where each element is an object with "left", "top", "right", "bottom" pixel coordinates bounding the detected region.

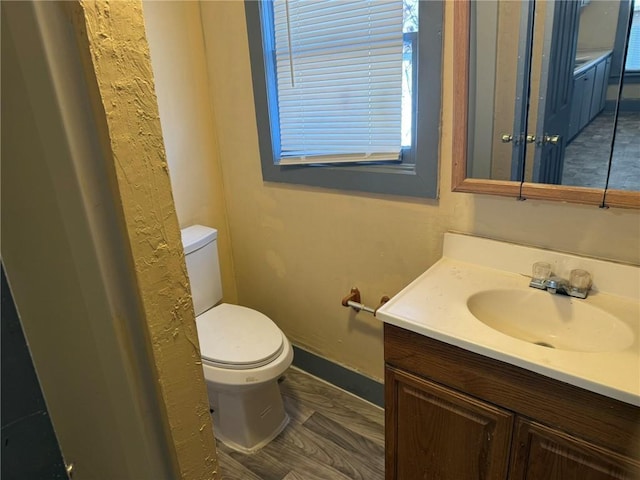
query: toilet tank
[{"left": 180, "top": 225, "right": 223, "bottom": 316}]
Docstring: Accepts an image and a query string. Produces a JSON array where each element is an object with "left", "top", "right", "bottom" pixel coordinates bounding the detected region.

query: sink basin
[
  {"left": 467, "top": 289, "right": 634, "bottom": 352},
  {"left": 377, "top": 233, "right": 640, "bottom": 405}
]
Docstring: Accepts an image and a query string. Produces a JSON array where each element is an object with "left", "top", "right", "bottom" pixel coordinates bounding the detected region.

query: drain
[{"left": 534, "top": 341, "right": 555, "bottom": 349}]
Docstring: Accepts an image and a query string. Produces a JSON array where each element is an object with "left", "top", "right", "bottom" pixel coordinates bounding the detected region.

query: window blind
[
  {"left": 272, "top": 0, "right": 404, "bottom": 165},
  {"left": 625, "top": 5, "right": 640, "bottom": 72}
]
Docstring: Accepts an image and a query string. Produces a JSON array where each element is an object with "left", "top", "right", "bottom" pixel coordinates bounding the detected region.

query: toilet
[{"left": 181, "top": 224, "right": 293, "bottom": 453}]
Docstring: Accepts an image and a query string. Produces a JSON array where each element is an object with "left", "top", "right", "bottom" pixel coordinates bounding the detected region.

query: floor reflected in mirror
[{"left": 563, "top": 111, "right": 640, "bottom": 191}]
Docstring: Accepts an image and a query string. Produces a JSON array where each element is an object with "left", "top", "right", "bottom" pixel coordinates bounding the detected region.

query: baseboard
[
  {"left": 291, "top": 345, "right": 384, "bottom": 408},
  {"left": 605, "top": 98, "right": 640, "bottom": 112}
]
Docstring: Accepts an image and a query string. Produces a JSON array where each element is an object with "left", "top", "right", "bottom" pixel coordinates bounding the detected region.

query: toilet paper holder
[{"left": 341, "top": 287, "right": 390, "bottom": 316}]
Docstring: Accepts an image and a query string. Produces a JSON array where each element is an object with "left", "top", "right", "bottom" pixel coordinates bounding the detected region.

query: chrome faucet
[{"left": 529, "top": 262, "right": 592, "bottom": 299}]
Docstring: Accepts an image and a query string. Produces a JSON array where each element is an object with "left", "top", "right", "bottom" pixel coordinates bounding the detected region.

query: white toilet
[{"left": 181, "top": 224, "right": 293, "bottom": 453}]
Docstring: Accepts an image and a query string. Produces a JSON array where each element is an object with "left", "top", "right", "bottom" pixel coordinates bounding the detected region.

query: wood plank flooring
[{"left": 216, "top": 367, "right": 385, "bottom": 480}]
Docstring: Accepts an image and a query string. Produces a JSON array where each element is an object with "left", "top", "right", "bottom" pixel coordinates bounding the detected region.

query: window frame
[{"left": 244, "top": 0, "right": 443, "bottom": 198}]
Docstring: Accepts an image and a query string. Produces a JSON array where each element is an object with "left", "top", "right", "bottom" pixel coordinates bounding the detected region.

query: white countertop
[
  {"left": 574, "top": 49, "right": 612, "bottom": 75},
  {"left": 377, "top": 233, "right": 640, "bottom": 406}
]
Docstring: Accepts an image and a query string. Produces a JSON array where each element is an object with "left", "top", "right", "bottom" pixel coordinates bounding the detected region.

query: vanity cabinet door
[
  {"left": 385, "top": 366, "right": 514, "bottom": 480},
  {"left": 569, "top": 74, "right": 585, "bottom": 140},
  {"left": 598, "top": 57, "right": 611, "bottom": 112},
  {"left": 589, "top": 58, "right": 609, "bottom": 119},
  {"left": 578, "top": 69, "right": 596, "bottom": 131},
  {"left": 509, "top": 419, "right": 640, "bottom": 480}
]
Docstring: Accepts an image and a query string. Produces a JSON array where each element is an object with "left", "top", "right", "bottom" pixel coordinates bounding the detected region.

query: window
[
  {"left": 625, "top": 1, "right": 640, "bottom": 72},
  {"left": 245, "top": 0, "right": 443, "bottom": 198},
  {"left": 613, "top": 0, "right": 640, "bottom": 80}
]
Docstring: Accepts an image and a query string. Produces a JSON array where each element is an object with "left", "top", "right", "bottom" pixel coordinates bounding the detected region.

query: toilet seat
[{"left": 196, "top": 303, "right": 284, "bottom": 370}]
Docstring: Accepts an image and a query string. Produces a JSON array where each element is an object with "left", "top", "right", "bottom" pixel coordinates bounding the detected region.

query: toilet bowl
[
  {"left": 197, "top": 303, "right": 293, "bottom": 453},
  {"left": 181, "top": 225, "right": 293, "bottom": 453}
]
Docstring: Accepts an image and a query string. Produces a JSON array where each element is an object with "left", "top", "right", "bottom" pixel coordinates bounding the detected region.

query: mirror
[{"left": 453, "top": 0, "right": 640, "bottom": 208}]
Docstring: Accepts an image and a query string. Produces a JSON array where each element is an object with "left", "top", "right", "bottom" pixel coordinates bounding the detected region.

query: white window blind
[
  {"left": 625, "top": 4, "right": 640, "bottom": 72},
  {"left": 272, "top": 0, "right": 404, "bottom": 165}
]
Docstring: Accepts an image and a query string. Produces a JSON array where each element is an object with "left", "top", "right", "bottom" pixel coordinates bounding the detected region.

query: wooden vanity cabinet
[
  {"left": 384, "top": 324, "right": 640, "bottom": 480},
  {"left": 386, "top": 367, "right": 513, "bottom": 480},
  {"left": 568, "top": 54, "right": 612, "bottom": 141},
  {"left": 510, "top": 419, "right": 640, "bottom": 480}
]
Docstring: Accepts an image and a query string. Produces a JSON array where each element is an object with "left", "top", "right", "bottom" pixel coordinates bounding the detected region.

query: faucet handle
[
  {"left": 530, "top": 262, "right": 551, "bottom": 289},
  {"left": 569, "top": 269, "right": 592, "bottom": 298}
]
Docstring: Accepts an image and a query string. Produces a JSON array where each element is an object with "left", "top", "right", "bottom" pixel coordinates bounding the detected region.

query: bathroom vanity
[
  {"left": 569, "top": 51, "right": 612, "bottom": 141},
  {"left": 377, "top": 233, "right": 640, "bottom": 480}
]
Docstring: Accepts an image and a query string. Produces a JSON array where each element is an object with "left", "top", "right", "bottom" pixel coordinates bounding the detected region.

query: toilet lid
[{"left": 196, "top": 304, "right": 284, "bottom": 370}]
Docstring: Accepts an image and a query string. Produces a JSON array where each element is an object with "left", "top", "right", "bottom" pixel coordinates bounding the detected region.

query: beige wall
[
  {"left": 189, "top": 2, "right": 639, "bottom": 382},
  {"left": 143, "top": 1, "right": 237, "bottom": 304},
  {"left": 621, "top": 83, "right": 640, "bottom": 100},
  {"left": 577, "top": 0, "right": 619, "bottom": 52}
]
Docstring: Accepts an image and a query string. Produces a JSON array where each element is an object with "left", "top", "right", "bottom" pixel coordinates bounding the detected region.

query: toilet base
[{"left": 207, "top": 379, "right": 289, "bottom": 454}]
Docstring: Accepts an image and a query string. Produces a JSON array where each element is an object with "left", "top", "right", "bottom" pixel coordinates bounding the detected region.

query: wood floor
[{"left": 216, "top": 367, "right": 385, "bottom": 480}]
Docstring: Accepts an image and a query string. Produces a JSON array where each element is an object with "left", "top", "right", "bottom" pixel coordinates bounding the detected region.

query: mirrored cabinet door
[
  {"left": 606, "top": 4, "right": 640, "bottom": 195},
  {"left": 467, "top": 0, "right": 531, "bottom": 182},
  {"left": 526, "top": 0, "right": 625, "bottom": 188}
]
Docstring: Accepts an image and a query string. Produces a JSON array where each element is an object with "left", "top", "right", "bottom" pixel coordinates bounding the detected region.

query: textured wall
[{"left": 72, "top": 1, "right": 218, "bottom": 478}]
